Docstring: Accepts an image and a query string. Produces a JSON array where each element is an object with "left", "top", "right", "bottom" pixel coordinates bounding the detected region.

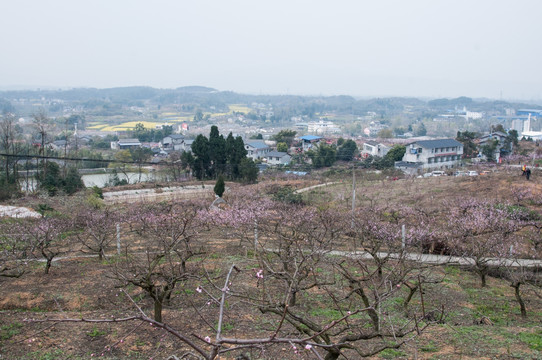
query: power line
[
  {"left": 0, "top": 151, "right": 385, "bottom": 168},
  {"left": 0, "top": 153, "right": 157, "bottom": 166}
]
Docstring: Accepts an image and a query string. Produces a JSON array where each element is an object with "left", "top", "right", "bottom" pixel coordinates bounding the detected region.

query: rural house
[
  {"left": 300, "top": 135, "right": 323, "bottom": 152},
  {"left": 161, "top": 134, "right": 185, "bottom": 152},
  {"left": 263, "top": 151, "right": 291, "bottom": 166},
  {"left": 111, "top": 138, "right": 142, "bottom": 150},
  {"left": 399, "top": 138, "right": 463, "bottom": 170},
  {"left": 478, "top": 131, "right": 511, "bottom": 162},
  {"left": 361, "top": 140, "right": 389, "bottom": 158},
  {"left": 245, "top": 141, "right": 270, "bottom": 160}
]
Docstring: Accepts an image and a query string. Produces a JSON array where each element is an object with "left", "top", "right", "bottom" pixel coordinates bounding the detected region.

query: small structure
[
  {"left": 245, "top": 141, "right": 270, "bottom": 160},
  {"left": 111, "top": 138, "right": 141, "bottom": 150},
  {"left": 181, "top": 139, "right": 194, "bottom": 153},
  {"left": 307, "top": 120, "right": 341, "bottom": 134},
  {"left": 478, "top": 131, "right": 511, "bottom": 161},
  {"left": 299, "top": 135, "right": 322, "bottom": 152},
  {"left": 49, "top": 139, "right": 67, "bottom": 151},
  {"left": 361, "top": 140, "right": 389, "bottom": 158},
  {"left": 161, "top": 134, "right": 185, "bottom": 151},
  {"left": 264, "top": 151, "right": 291, "bottom": 166}
]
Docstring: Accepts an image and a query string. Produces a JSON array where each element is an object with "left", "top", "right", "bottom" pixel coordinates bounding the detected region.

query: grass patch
[
  {"left": 379, "top": 348, "right": 406, "bottom": 359},
  {"left": 420, "top": 341, "right": 439, "bottom": 352},
  {"left": 518, "top": 330, "right": 542, "bottom": 351},
  {"left": 309, "top": 308, "right": 343, "bottom": 320},
  {"left": 0, "top": 321, "right": 23, "bottom": 340},
  {"left": 22, "top": 349, "right": 65, "bottom": 360},
  {"left": 87, "top": 327, "right": 107, "bottom": 337}
]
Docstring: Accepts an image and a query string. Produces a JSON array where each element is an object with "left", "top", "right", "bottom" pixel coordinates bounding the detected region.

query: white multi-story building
[
  {"left": 400, "top": 139, "right": 463, "bottom": 170},
  {"left": 307, "top": 120, "right": 341, "bottom": 134}
]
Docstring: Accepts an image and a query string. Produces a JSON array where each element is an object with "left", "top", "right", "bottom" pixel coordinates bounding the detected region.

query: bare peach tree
[
  {"left": 445, "top": 199, "right": 522, "bottom": 287},
  {"left": 12, "top": 216, "right": 73, "bottom": 274},
  {"left": 74, "top": 206, "right": 123, "bottom": 260},
  {"left": 25, "top": 198, "right": 439, "bottom": 359},
  {"left": 112, "top": 201, "right": 205, "bottom": 322},
  {"left": 0, "top": 219, "right": 29, "bottom": 278}
]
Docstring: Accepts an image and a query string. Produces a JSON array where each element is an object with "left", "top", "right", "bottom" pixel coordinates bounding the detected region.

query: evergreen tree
[
  {"left": 229, "top": 135, "right": 247, "bottom": 180},
  {"left": 273, "top": 129, "right": 297, "bottom": 147},
  {"left": 456, "top": 131, "right": 479, "bottom": 158},
  {"left": 307, "top": 144, "right": 336, "bottom": 168},
  {"left": 191, "top": 134, "right": 210, "bottom": 180},
  {"left": 337, "top": 139, "right": 357, "bottom": 161},
  {"left": 209, "top": 125, "right": 226, "bottom": 177},
  {"left": 277, "top": 142, "right": 288, "bottom": 153},
  {"left": 214, "top": 175, "right": 225, "bottom": 197},
  {"left": 225, "top": 132, "right": 236, "bottom": 178},
  {"left": 416, "top": 122, "right": 427, "bottom": 136},
  {"left": 384, "top": 145, "right": 406, "bottom": 162},
  {"left": 36, "top": 161, "right": 63, "bottom": 196},
  {"left": 239, "top": 158, "right": 259, "bottom": 183},
  {"left": 64, "top": 167, "right": 85, "bottom": 195}
]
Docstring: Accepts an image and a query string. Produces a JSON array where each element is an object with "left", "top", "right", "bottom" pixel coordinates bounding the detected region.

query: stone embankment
[
  {"left": 0, "top": 206, "right": 41, "bottom": 218},
  {"left": 103, "top": 185, "right": 215, "bottom": 204}
]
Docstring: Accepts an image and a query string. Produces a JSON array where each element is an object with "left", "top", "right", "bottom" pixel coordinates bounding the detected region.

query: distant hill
[{"left": 175, "top": 86, "right": 217, "bottom": 93}]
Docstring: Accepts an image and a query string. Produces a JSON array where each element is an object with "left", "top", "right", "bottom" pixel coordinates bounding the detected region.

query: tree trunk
[
  {"left": 404, "top": 284, "right": 419, "bottom": 311},
  {"left": 480, "top": 273, "right": 486, "bottom": 287},
  {"left": 511, "top": 282, "right": 527, "bottom": 318},
  {"left": 289, "top": 289, "right": 297, "bottom": 307},
  {"left": 355, "top": 287, "right": 379, "bottom": 331},
  {"left": 154, "top": 299, "right": 163, "bottom": 322},
  {"left": 324, "top": 349, "right": 340, "bottom": 360},
  {"left": 45, "top": 258, "right": 52, "bottom": 274}
]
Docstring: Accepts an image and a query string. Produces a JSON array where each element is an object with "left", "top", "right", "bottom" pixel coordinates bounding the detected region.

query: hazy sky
[{"left": 2, "top": 0, "right": 541, "bottom": 100}]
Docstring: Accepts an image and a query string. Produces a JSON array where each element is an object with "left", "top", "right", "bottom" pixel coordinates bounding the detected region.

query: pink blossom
[
  {"left": 204, "top": 336, "right": 211, "bottom": 343},
  {"left": 305, "top": 344, "right": 312, "bottom": 350}
]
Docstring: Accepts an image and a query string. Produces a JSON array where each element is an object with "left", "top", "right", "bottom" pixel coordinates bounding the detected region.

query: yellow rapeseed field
[{"left": 228, "top": 104, "right": 252, "bottom": 114}]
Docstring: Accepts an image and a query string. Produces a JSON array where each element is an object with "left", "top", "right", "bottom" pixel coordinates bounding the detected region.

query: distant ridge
[{"left": 175, "top": 86, "right": 217, "bottom": 93}]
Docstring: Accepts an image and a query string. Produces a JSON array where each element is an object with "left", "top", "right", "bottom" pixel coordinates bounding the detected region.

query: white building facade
[{"left": 401, "top": 139, "right": 463, "bottom": 169}]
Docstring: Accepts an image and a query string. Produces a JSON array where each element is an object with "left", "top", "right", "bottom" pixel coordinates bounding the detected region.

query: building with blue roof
[{"left": 300, "top": 135, "right": 323, "bottom": 152}]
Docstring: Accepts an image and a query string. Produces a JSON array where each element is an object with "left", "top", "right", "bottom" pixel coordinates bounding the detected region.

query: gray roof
[
  {"left": 246, "top": 141, "right": 269, "bottom": 149},
  {"left": 480, "top": 131, "right": 507, "bottom": 139},
  {"left": 395, "top": 161, "right": 423, "bottom": 168},
  {"left": 168, "top": 134, "right": 185, "bottom": 140},
  {"left": 364, "top": 140, "right": 379, "bottom": 146},
  {"left": 266, "top": 151, "right": 289, "bottom": 158},
  {"left": 410, "top": 139, "right": 462, "bottom": 149},
  {"left": 118, "top": 138, "right": 141, "bottom": 145}
]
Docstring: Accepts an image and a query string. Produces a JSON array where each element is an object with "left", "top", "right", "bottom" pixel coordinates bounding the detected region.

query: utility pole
[{"left": 351, "top": 163, "right": 356, "bottom": 228}]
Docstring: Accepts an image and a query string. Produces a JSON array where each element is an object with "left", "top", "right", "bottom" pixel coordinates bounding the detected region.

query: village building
[{"left": 397, "top": 138, "right": 463, "bottom": 171}]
